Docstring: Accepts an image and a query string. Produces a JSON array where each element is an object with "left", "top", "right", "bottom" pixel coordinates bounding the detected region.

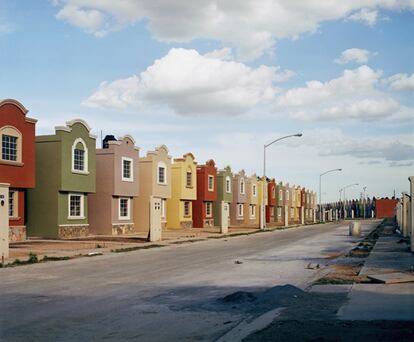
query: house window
[
  {"left": 184, "top": 201, "right": 191, "bottom": 217},
  {"left": 2, "top": 135, "right": 18, "bottom": 161},
  {"left": 225, "top": 176, "right": 231, "bottom": 193},
  {"left": 206, "top": 202, "right": 212, "bottom": 217},
  {"left": 277, "top": 207, "right": 282, "bottom": 217},
  {"left": 158, "top": 162, "right": 167, "bottom": 184},
  {"left": 279, "top": 189, "right": 283, "bottom": 200},
  {"left": 186, "top": 171, "right": 192, "bottom": 187},
  {"left": 68, "top": 194, "right": 84, "bottom": 219},
  {"left": 272, "top": 186, "right": 275, "bottom": 198},
  {"left": 250, "top": 205, "right": 256, "bottom": 218},
  {"left": 252, "top": 184, "right": 257, "bottom": 197},
  {"left": 240, "top": 178, "right": 245, "bottom": 194},
  {"left": 238, "top": 203, "right": 244, "bottom": 217},
  {"left": 286, "top": 190, "right": 289, "bottom": 200},
  {"left": 71, "top": 138, "right": 88, "bottom": 174},
  {"left": 161, "top": 199, "right": 166, "bottom": 219},
  {"left": 119, "top": 198, "right": 130, "bottom": 219},
  {"left": 208, "top": 175, "right": 214, "bottom": 191},
  {"left": 8, "top": 191, "right": 17, "bottom": 217},
  {"left": 122, "top": 157, "right": 133, "bottom": 181}
]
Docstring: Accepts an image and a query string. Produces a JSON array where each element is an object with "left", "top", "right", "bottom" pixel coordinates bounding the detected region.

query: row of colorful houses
[{"left": 0, "top": 99, "right": 317, "bottom": 256}]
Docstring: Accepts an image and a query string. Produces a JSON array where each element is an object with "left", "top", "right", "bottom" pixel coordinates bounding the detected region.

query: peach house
[
  {"left": 134, "top": 145, "right": 172, "bottom": 236},
  {"left": 167, "top": 153, "right": 197, "bottom": 229},
  {"left": 89, "top": 135, "right": 140, "bottom": 236},
  {"left": 266, "top": 178, "right": 277, "bottom": 224},
  {"left": 244, "top": 174, "right": 258, "bottom": 225},
  {"left": 230, "top": 170, "right": 247, "bottom": 226},
  {"left": 0, "top": 99, "right": 37, "bottom": 242}
]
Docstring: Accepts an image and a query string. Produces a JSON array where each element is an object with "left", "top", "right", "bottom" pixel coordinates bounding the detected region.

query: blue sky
[{"left": 1, "top": 1, "right": 413, "bottom": 202}]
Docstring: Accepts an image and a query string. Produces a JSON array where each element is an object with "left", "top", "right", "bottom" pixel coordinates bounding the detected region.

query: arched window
[
  {"left": 157, "top": 161, "right": 167, "bottom": 184},
  {"left": 0, "top": 126, "right": 22, "bottom": 163},
  {"left": 72, "top": 138, "right": 88, "bottom": 173},
  {"left": 225, "top": 176, "right": 231, "bottom": 193}
]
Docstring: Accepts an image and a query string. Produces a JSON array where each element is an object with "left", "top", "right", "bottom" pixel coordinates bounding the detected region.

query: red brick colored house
[
  {"left": 0, "top": 99, "right": 37, "bottom": 241},
  {"left": 375, "top": 198, "right": 398, "bottom": 219},
  {"left": 193, "top": 159, "right": 218, "bottom": 228},
  {"left": 266, "top": 178, "right": 277, "bottom": 224}
]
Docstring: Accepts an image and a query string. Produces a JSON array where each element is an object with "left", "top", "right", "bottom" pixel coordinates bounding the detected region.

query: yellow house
[
  {"left": 166, "top": 153, "right": 197, "bottom": 229},
  {"left": 256, "top": 177, "right": 267, "bottom": 226},
  {"left": 295, "top": 186, "right": 301, "bottom": 223}
]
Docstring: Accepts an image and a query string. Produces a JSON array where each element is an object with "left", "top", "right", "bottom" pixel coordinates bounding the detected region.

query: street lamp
[
  {"left": 261, "top": 133, "right": 303, "bottom": 230},
  {"left": 319, "top": 168, "right": 342, "bottom": 221},
  {"left": 341, "top": 183, "right": 359, "bottom": 219}
]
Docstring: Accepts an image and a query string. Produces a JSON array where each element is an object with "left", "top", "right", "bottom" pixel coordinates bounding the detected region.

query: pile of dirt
[{"left": 220, "top": 291, "right": 256, "bottom": 303}]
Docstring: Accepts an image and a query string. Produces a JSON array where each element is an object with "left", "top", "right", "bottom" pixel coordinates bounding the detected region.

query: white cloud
[
  {"left": 52, "top": 1, "right": 414, "bottom": 60},
  {"left": 83, "top": 48, "right": 282, "bottom": 115},
  {"left": 335, "top": 48, "right": 371, "bottom": 65},
  {"left": 274, "top": 65, "right": 409, "bottom": 121},
  {"left": 387, "top": 72, "right": 414, "bottom": 91},
  {"left": 347, "top": 8, "right": 378, "bottom": 26}
]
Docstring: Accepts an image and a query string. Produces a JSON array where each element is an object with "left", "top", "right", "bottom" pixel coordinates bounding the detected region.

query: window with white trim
[
  {"left": 8, "top": 191, "right": 17, "bottom": 217},
  {"left": 122, "top": 157, "right": 133, "bottom": 181},
  {"left": 240, "top": 178, "right": 245, "bottom": 194},
  {"left": 119, "top": 198, "right": 130, "bottom": 219},
  {"left": 206, "top": 202, "right": 212, "bottom": 217},
  {"left": 238, "top": 203, "right": 244, "bottom": 217},
  {"left": 279, "top": 189, "right": 283, "bottom": 200},
  {"left": 286, "top": 190, "right": 289, "bottom": 200},
  {"left": 250, "top": 204, "right": 256, "bottom": 218},
  {"left": 186, "top": 171, "right": 192, "bottom": 187},
  {"left": 252, "top": 184, "right": 257, "bottom": 197},
  {"left": 208, "top": 175, "right": 214, "bottom": 192},
  {"left": 0, "top": 126, "right": 22, "bottom": 163},
  {"left": 277, "top": 207, "right": 282, "bottom": 217},
  {"left": 71, "top": 138, "right": 88, "bottom": 174},
  {"left": 157, "top": 162, "right": 167, "bottom": 184},
  {"left": 68, "top": 194, "right": 84, "bottom": 219},
  {"left": 225, "top": 176, "right": 231, "bottom": 193},
  {"left": 184, "top": 201, "right": 191, "bottom": 216},
  {"left": 161, "top": 199, "right": 166, "bottom": 219}
]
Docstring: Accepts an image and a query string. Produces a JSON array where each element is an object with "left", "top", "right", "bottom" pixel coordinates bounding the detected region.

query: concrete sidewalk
[{"left": 338, "top": 229, "right": 414, "bottom": 321}]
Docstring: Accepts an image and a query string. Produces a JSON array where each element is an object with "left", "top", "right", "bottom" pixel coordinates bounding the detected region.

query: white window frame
[
  {"left": 0, "top": 126, "right": 22, "bottom": 164},
  {"left": 68, "top": 193, "right": 85, "bottom": 219},
  {"left": 184, "top": 201, "right": 191, "bottom": 217},
  {"left": 208, "top": 175, "right": 214, "bottom": 192},
  {"left": 71, "top": 138, "right": 89, "bottom": 174},
  {"left": 121, "top": 157, "right": 134, "bottom": 182},
  {"left": 238, "top": 203, "right": 244, "bottom": 217},
  {"left": 286, "top": 190, "right": 289, "bottom": 200},
  {"left": 225, "top": 176, "right": 231, "bottom": 193},
  {"left": 277, "top": 207, "right": 282, "bottom": 217},
  {"left": 161, "top": 199, "right": 166, "bottom": 219},
  {"left": 206, "top": 202, "right": 212, "bottom": 217},
  {"left": 279, "top": 189, "right": 283, "bottom": 200},
  {"left": 119, "top": 197, "right": 131, "bottom": 220},
  {"left": 252, "top": 184, "right": 257, "bottom": 197},
  {"left": 157, "top": 161, "right": 167, "bottom": 185},
  {"left": 240, "top": 178, "right": 245, "bottom": 195},
  {"left": 250, "top": 204, "right": 256, "bottom": 218}
]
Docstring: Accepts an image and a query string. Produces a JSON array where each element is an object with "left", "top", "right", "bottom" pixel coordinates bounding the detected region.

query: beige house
[
  {"left": 134, "top": 145, "right": 172, "bottom": 234},
  {"left": 89, "top": 135, "right": 139, "bottom": 235},
  {"left": 244, "top": 174, "right": 258, "bottom": 226}
]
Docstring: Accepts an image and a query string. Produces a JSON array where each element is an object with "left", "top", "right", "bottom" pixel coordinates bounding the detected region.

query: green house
[
  {"left": 27, "top": 119, "right": 96, "bottom": 239},
  {"left": 213, "top": 166, "right": 233, "bottom": 227}
]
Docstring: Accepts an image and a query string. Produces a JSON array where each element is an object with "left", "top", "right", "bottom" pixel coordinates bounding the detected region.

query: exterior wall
[
  {"left": 193, "top": 160, "right": 217, "bottom": 228},
  {"left": 376, "top": 198, "right": 398, "bottom": 218},
  {"left": 230, "top": 170, "right": 247, "bottom": 226},
  {"left": 166, "top": 153, "right": 197, "bottom": 229},
  {"left": 213, "top": 166, "right": 233, "bottom": 227},
  {"left": 244, "top": 175, "right": 258, "bottom": 225},
  {"left": 27, "top": 119, "right": 96, "bottom": 239},
  {"left": 266, "top": 179, "right": 276, "bottom": 223},
  {"left": 134, "top": 145, "right": 172, "bottom": 233}
]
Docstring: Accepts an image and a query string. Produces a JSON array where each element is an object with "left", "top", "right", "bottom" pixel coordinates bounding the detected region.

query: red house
[
  {"left": 266, "top": 178, "right": 277, "bottom": 223},
  {"left": 0, "top": 99, "right": 37, "bottom": 241},
  {"left": 193, "top": 160, "right": 217, "bottom": 228}
]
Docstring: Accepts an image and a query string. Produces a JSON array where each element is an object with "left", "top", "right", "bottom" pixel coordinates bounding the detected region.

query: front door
[{"left": 149, "top": 196, "right": 162, "bottom": 242}]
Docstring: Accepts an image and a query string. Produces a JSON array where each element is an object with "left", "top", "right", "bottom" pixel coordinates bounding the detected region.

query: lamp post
[
  {"left": 319, "top": 168, "right": 342, "bottom": 221},
  {"left": 261, "top": 133, "right": 302, "bottom": 230},
  {"left": 342, "top": 183, "right": 359, "bottom": 219}
]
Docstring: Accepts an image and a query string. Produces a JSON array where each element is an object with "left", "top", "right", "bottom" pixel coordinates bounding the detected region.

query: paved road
[{"left": 0, "top": 222, "right": 376, "bottom": 341}]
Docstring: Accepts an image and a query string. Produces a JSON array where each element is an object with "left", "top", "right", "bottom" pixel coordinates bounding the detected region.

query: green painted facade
[
  {"left": 213, "top": 166, "right": 233, "bottom": 226},
  {"left": 27, "top": 120, "right": 96, "bottom": 238}
]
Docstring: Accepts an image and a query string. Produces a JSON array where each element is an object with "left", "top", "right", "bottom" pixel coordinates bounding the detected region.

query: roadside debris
[
  {"left": 86, "top": 252, "right": 103, "bottom": 257},
  {"left": 306, "top": 263, "right": 320, "bottom": 270},
  {"left": 367, "top": 272, "right": 414, "bottom": 284},
  {"left": 235, "top": 260, "right": 243, "bottom": 264}
]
